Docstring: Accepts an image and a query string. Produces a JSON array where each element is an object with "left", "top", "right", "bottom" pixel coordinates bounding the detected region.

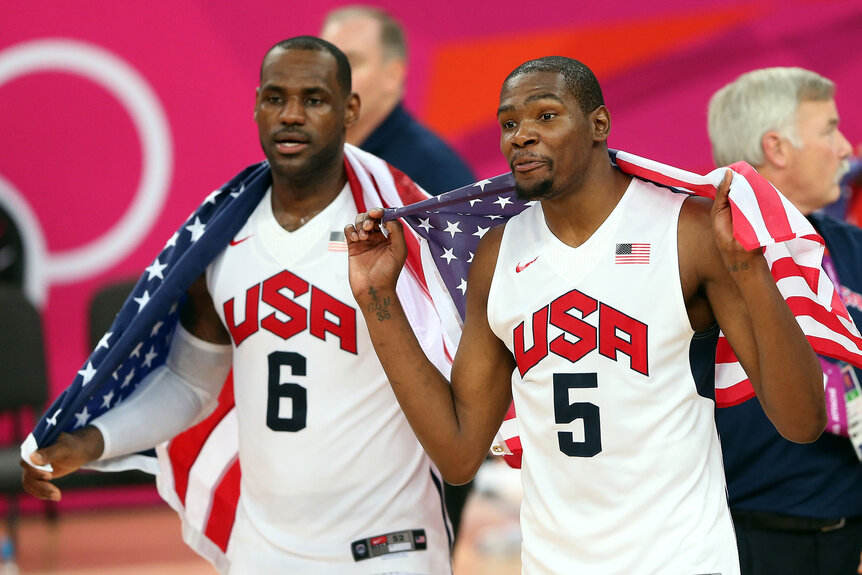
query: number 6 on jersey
[{"left": 267, "top": 351, "right": 308, "bottom": 432}]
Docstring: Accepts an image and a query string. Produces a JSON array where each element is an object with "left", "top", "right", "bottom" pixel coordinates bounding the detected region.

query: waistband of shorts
[{"left": 731, "top": 510, "right": 862, "bottom": 534}]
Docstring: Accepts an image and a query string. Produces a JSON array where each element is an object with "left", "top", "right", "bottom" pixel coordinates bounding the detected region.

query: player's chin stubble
[{"left": 515, "top": 178, "right": 555, "bottom": 201}]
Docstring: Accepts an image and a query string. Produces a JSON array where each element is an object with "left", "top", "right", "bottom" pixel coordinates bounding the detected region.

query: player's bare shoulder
[
  {"left": 676, "top": 195, "right": 725, "bottom": 319},
  {"left": 678, "top": 195, "right": 721, "bottom": 272},
  {"left": 471, "top": 224, "right": 506, "bottom": 279},
  {"left": 463, "top": 224, "right": 507, "bottom": 310}
]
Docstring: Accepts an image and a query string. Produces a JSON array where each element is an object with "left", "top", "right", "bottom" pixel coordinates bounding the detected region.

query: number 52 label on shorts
[{"left": 351, "top": 529, "right": 427, "bottom": 561}]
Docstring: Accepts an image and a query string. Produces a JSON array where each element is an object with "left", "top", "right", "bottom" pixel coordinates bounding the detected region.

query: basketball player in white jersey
[
  {"left": 22, "top": 37, "right": 452, "bottom": 574},
  {"left": 345, "top": 57, "right": 827, "bottom": 574}
]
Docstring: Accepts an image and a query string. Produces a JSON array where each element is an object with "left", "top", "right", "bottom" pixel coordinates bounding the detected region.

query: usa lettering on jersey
[
  {"left": 223, "top": 269, "right": 358, "bottom": 353},
  {"left": 515, "top": 288, "right": 649, "bottom": 377}
]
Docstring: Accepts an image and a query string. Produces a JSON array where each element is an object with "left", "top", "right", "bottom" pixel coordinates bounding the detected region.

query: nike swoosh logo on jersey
[
  {"left": 229, "top": 234, "right": 253, "bottom": 246},
  {"left": 515, "top": 256, "right": 539, "bottom": 273}
]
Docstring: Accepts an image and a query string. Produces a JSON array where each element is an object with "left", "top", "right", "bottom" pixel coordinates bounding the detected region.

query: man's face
[
  {"left": 320, "top": 15, "right": 401, "bottom": 133},
  {"left": 498, "top": 71, "right": 594, "bottom": 201},
  {"left": 254, "top": 48, "right": 355, "bottom": 182},
  {"left": 782, "top": 99, "right": 852, "bottom": 213}
]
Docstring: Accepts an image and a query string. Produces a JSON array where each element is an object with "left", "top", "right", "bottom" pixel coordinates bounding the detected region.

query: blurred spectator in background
[
  {"left": 321, "top": 4, "right": 477, "bottom": 541},
  {"left": 708, "top": 66, "right": 862, "bottom": 575},
  {"left": 844, "top": 148, "right": 862, "bottom": 226},
  {"left": 821, "top": 152, "right": 861, "bottom": 222},
  {"left": 320, "top": 5, "right": 476, "bottom": 197},
  {"left": 0, "top": 204, "right": 24, "bottom": 288}
]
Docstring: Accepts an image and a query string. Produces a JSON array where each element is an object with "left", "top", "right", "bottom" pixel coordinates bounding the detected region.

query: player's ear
[
  {"left": 345, "top": 92, "right": 360, "bottom": 129},
  {"left": 591, "top": 105, "right": 611, "bottom": 142},
  {"left": 253, "top": 87, "right": 261, "bottom": 122}
]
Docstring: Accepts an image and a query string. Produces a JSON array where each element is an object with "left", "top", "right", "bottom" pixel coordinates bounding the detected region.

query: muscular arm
[
  {"left": 680, "top": 172, "right": 825, "bottom": 442},
  {"left": 347, "top": 213, "right": 515, "bottom": 484}
]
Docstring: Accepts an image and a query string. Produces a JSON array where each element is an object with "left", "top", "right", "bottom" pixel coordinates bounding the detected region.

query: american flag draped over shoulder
[
  {"left": 383, "top": 149, "right": 862, "bottom": 464},
  {"left": 21, "top": 144, "right": 447, "bottom": 571},
  {"left": 21, "top": 161, "right": 271, "bottom": 465}
]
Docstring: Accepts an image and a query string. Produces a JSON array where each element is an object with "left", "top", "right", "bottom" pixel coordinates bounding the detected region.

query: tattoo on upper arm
[{"left": 366, "top": 287, "right": 391, "bottom": 321}]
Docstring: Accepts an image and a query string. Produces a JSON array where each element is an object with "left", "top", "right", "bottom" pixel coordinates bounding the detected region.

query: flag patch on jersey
[
  {"left": 329, "top": 230, "right": 347, "bottom": 252},
  {"left": 615, "top": 243, "right": 650, "bottom": 264}
]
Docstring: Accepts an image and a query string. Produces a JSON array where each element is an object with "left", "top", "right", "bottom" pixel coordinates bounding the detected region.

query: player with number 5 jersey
[
  {"left": 346, "top": 56, "right": 827, "bottom": 574},
  {"left": 487, "top": 178, "right": 736, "bottom": 572}
]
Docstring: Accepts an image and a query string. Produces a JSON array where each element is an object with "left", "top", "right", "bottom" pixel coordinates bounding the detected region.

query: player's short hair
[
  {"left": 261, "top": 36, "right": 352, "bottom": 96},
  {"left": 504, "top": 56, "right": 604, "bottom": 116},
  {"left": 708, "top": 67, "right": 834, "bottom": 167},
  {"left": 323, "top": 5, "right": 408, "bottom": 61}
]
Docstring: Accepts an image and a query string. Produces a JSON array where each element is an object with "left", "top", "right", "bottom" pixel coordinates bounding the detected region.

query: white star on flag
[
  {"left": 122, "top": 369, "right": 136, "bottom": 389},
  {"left": 142, "top": 346, "right": 159, "bottom": 368},
  {"left": 78, "top": 362, "right": 97, "bottom": 386},
  {"left": 130, "top": 342, "right": 143, "bottom": 358},
  {"left": 494, "top": 196, "right": 513, "bottom": 209},
  {"left": 204, "top": 190, "right": 221, "bottom": 205},
  {"left": 166, "top": 231, "right": 179, "bottom": 248},
  {"left": 440, "top": 247, "right": 457, "bottom": 264},
  {"left": 146, "top": 258, "right": 168, "bottom": 281},
  {"left": 151, "top": 320, "right": 164, "bottom": 337},
  {"left": 418, "top": 218, "right": 433, "bottom": 233},
  {"left": 46, "top": 409, "right": 62, "bottom": 427},
  {"left": 443, "top": 221, "right": 462, "bottom": 238},
  {"left": 186, "top": 217, "right": 206, "bottom": 242},
  {"left": 473, "top": 179, "right": 492, "bottom": 191},
  {"left": 468, "top": 251, "right": 475, "bottom": 263},
  {"left": 74, "top": 407, "right": 91, "bottom": 429},
  {"left": 96, "top": 331, "right": 112, "bottom": 351},
  {"left": 468, "top": 198, "right": 483, "bottom": 207},
  {"left": 134, "top": 290, "right": 151, "bottom": 311},
  {"left": 473, "top": 225, "right": 490, "bottom": 239},
  {"left": 456, "top": 278, "right": 468, "bottom": 294},
  {"left": 101, "top": 390, "right": 115, "bottom": 409}
]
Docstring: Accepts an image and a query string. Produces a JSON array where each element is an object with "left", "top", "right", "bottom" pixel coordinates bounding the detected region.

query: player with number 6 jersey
[
  {"left": 207, "top": 184, "right": 452, "bottom": 572},
  {"left": 20, "top": 37, "right": 455, "bottom": 574}
]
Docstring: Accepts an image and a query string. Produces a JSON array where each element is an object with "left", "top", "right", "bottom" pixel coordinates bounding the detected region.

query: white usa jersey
[
  {"left": 206, "top": 185, "right": 452, "bottom": 574},
  {"left": 487, "top": 178, "right": 739, "bottom": 575}
]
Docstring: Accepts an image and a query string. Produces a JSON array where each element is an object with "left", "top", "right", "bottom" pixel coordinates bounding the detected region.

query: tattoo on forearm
[
  {"left": 726, "top": 261, "right": 750, "bottom": 273},
  {"left": 366, "top": 287, "right": 391, "bottom": 321}
]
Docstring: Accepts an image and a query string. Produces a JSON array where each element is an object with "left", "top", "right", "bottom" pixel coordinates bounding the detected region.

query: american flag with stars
[
  {"left": 385, "top": 172, "right": 535, "bottom": 320},
  {"left": 23, "top": 161, "right": 272, "bottom": 458}
]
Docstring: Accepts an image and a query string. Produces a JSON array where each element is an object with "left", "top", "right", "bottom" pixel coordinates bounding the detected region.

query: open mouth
[{"left": 274, "top": 132, "right": 310, "bottom": 154}]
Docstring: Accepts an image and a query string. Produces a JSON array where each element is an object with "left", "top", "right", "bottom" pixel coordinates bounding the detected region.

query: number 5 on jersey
[{"left": 554, "top": 372, "right": 602, "bottom": 457}]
